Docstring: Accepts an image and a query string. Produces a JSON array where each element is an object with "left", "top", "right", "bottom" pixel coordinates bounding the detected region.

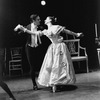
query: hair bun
[{"left": 54, "top": 17, "right": 57, "bottom": 22}]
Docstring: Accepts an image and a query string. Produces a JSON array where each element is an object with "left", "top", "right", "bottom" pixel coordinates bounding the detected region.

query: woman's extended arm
[{"left": 62, "top": 28, "right": 83, "bottom": 37}]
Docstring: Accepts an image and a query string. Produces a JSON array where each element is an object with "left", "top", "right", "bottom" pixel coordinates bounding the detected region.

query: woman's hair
[
  {"left": 48, "top": 16, "right": 57, "bottom": 24},
  {"left": 30, "top": 14, "right": 39, "bottom": 23}
]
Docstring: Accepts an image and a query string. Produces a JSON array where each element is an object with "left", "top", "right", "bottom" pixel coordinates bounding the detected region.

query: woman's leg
[{"left": 52, "top": 84, "right": 56, "bottom": 93}]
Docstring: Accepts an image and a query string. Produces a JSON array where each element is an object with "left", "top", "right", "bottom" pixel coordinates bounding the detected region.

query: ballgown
[{"left": 38, "top": 25, "right": 76, "bottom": 87}]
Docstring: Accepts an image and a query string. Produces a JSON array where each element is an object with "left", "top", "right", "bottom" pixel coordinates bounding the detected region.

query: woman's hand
[{"left": 77, "top": 33, "right": 83, "bottom": 37}]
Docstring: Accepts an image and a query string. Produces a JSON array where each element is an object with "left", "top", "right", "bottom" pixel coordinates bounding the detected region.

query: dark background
[{"left": 0, "top": 0, "right": 99, "bottom": 75}]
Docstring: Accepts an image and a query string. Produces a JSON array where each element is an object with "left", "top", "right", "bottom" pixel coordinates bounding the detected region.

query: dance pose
[{"left": 14, "top": 16, "right": 82, "bottom": 93}]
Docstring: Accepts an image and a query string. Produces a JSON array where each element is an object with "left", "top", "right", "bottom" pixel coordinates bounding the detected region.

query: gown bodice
[{"left": 44, "top": 25, "right": 64, "bottom": 44}]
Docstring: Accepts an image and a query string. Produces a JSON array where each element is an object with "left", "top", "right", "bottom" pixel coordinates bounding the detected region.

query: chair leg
[
  {"left": 78, "top": 62, "right": 80, "bottom": 70},
  {"left": 9, "top": 66, "right": 11, "bottom": 77},
  {"left": 86, "top": 59, "right": 89, "bottom": 73},
  {"left": 9, "top": 70, "right": 11, "bottom": 77},
  {"left": 21, "top": 69, "right": 23, "bottom": 76},
  {"left": 78, "top": 60, "right": 89, "bottom": 73}
]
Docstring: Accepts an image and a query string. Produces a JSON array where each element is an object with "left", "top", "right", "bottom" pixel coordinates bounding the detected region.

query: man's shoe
[{"left": 33, "top": 85, "right": 38, "bottom": 90}]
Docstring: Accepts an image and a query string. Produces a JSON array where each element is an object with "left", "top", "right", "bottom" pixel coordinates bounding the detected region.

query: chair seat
[
  {"left": 72, "top": 56, "right": 87, "bottom": 61},
  {"left": 9, "top": 60, "right": 21, "bottom": 62}
]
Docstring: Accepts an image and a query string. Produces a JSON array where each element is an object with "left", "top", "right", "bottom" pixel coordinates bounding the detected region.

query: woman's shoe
[{"left": 52, "top": 85, "right": 56, "bottom": 93}]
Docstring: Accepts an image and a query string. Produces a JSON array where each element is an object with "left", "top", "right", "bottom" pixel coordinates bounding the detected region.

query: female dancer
[{"left": 37, "top": 16, "right": 82, "bottom": 92}]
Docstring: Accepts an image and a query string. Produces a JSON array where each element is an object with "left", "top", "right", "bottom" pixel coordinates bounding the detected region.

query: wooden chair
[
  {"left": 64, "top": 39, "right": 89, "bottom": 73},
  {"left": 9, "top": 47, "right": 23, "bottom": 76}
]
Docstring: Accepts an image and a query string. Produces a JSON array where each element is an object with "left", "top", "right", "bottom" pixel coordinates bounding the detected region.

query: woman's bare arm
[{"left": 63, "top": 28, "right": 83, "bottom": 37}]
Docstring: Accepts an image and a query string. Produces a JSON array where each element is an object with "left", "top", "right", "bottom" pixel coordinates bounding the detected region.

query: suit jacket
[{"left": 26, "top": 24, "right": 31, "bottom": 46}]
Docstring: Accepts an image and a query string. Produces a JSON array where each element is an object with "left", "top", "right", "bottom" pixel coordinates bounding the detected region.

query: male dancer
[{"left": 14, "top": 14, "right": 42, "bottom": 90}]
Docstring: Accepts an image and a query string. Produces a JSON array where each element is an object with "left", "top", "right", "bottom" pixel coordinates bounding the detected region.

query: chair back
[
  {"left": 64, "top": 38, "right": 89, "bottom": 73},
  {"left": 10, "top": 47, "right": 22, "bottom": 60},
  {"left": 64, "top": 39, "right": 80, "bottom": 57}
]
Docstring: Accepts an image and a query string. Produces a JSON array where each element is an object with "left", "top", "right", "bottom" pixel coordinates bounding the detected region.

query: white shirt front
[{"left": 30, "top": 23, "right": 38, "bottom": 47}]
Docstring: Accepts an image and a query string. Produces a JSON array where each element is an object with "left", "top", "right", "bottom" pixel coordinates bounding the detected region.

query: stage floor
[{"left": 0, "top": 71, "right": 100, "bottom": 100}]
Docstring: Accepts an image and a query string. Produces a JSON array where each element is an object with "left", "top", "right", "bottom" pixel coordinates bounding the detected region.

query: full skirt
[{"left": 38, "top": 42, "right": 76, "bottom": 87}]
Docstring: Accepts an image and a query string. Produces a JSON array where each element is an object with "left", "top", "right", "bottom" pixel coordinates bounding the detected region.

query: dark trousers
[{"left": 25, "top": 45, "right": 41, "bottom": 86}]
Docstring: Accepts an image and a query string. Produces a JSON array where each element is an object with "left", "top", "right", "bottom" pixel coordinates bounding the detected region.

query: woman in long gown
[{"left": 37, "top": 16, "right": 82, "bottom": 92}]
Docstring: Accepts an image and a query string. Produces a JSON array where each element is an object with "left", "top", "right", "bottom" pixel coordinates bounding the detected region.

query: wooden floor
[{"left": 0, "top": 71, "right": 100, "bottom": 100}]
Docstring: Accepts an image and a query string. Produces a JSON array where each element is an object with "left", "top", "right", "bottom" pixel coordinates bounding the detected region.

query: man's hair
[{"left": 30, "top": 14, "right": 39, "bottom": 23}]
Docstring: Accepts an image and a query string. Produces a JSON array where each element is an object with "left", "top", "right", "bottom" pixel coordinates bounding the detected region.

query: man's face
[{"left": 35, "top": 16, "right": 41, "bottom": 26}]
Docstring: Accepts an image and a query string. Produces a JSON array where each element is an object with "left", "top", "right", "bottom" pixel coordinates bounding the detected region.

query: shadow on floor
[
  {"left": 56, "top": 84, "right": 78, "bottom": 92},
  {"left": 39, "top": 84, "right": 78, "bottom": 92}
]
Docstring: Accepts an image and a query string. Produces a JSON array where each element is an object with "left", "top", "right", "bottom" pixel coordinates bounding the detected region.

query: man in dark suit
[
  {"left": 14, "top": 14, "right": 42, "bottom": 90},
  {"left": 25, "top": 14, "right": 42, "bottom": 90}
]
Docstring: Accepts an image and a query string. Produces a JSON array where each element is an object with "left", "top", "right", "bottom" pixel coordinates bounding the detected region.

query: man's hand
[
  {"left": 14, "top": 24, "right": 21, "bottom": 31},
  {"left": 14, "top": 24, "right": 27, "bottom": 32}
]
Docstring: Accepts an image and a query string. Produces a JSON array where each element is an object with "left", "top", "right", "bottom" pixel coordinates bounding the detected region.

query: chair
[
  {"left": 64, "top": 39, "right": 89, "bottom": 73},
  {"left": 9, "top": 47, "right": 23, "bottom": 76}
]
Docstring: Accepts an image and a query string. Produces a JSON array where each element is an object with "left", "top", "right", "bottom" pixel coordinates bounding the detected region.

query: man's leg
[
  {"left": 25, "top": 45, "right": 38, "bottom": 89},
  {"left": 30, "top": 69, "right": 38, "bottom": 90}
]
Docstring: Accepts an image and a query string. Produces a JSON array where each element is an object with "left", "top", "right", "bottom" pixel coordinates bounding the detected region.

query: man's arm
[{"left": 14, "top": 24, "right": 36, "bottom": 35}]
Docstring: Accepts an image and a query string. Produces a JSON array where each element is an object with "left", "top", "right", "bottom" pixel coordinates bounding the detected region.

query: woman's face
[{"left": 45, "top": 17, "right": 51, "bottom": 25}]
